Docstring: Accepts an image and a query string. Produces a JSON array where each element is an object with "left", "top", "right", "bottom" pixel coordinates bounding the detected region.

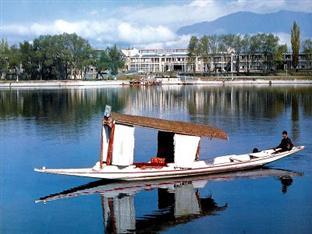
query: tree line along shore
[
  {"left": 0, "top": 22, "right": 311, "bottom": 81},
  {"left": 0, "top": 34, "right": 125, "bottom": 81},
  {"left": 186, "top": 22, "right": 311, "bottom": 74}
]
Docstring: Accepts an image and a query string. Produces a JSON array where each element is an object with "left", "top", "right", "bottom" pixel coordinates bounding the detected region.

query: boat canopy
[
  {"left": 174, "top": 134, "right": 200, "bottom": 168},
  {"left": 108, "top": 112, "right": 228, "bottom": 140},
  {"left": 100, "top": 112, "right": 227, "bottom": 168},
  {"left": 111, "top": 124, "right": 135, "bottom": 166}
]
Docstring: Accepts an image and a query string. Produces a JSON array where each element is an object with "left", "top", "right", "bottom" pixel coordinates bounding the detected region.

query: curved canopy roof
[{"left": 109, "top": 112, "right": 228, "bottom": 140}]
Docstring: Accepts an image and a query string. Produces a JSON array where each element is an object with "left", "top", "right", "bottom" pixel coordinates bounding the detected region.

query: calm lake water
[{"left": 0, "top": 85, "right": 311, "bottom": 233}]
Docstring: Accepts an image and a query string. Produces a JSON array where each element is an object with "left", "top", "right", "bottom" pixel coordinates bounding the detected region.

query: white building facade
[
  {"left": 121, "top": 48, "right": 312, "bottom": 74},
  {"left": 122, "top": 48, "right": 189, "bottom": 73},
  {"left": 121, "top": 48, "right": 265, "bottom": 73}
]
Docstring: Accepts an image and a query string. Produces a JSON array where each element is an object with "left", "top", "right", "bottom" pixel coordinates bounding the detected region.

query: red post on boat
[{"left": 106, "top": 123, "right": 115, "bottom": 166}]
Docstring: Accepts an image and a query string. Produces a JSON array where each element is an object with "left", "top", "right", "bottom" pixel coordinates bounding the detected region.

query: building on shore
[
  {"left": 83, "top": 48, "right": 311, "bottom": 79},
  {"left": 284, "top": 53, "right": 312, "bottom": 70},
  {"left": 121, "top": 48, "right": 189, "bottom": 73},
  {"left": 121, "top": 48, "right": 269, "bottom": 73},
  {"left": 121, "top": 48, "right": 312, "bottom": 74}
]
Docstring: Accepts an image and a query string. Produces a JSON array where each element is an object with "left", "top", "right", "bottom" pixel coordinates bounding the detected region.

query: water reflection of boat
[
  {"left": 101, "top": 183, "right": 226, "bottom": 233},
  {"left": 36, "top": 168, "right": 302, "bottom": 233},
  {"left": 38, "top": 175, "right": 225, "bottom": 233}
]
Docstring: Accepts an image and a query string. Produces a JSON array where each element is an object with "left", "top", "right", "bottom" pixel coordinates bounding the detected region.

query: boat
[
  {"left": 129, "top": 75, "right": 162, "bottom": 86},
  {"left": 35, "top": 106, "right": 304, "bottom": 181},
  {"left": 36, "top": 167, "right": 303, "bottom": 203}
]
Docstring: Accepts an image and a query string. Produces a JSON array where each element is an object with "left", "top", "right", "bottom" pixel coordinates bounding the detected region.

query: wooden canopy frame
[{"left": 107, "top": 112, "right": 228, "bottom": 140}]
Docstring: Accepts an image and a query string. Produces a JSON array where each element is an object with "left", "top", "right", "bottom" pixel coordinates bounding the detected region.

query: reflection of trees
[
  {"left": 291, "top": 94, "right": 300, "bottom": 141},
  {"left": 121, "top": 86, "right": 312, "bottom": 135},
  {"left": 186, "top": 86, "right": 305, "bottom": 119},
  {"left": 121, "top": 86, "right": 312, "bottom": 119},
  {"left": 123, "top": 86, "right": 187, "bottom": 116},
  {"left": 302, "top": 90, "right": 312, "bottom": 117},
  {"left": 0, "top": 88, "right": 128, "bottom": 123},
  {"left": 1, "top": 86, "right": 311, "bottom": 129}
]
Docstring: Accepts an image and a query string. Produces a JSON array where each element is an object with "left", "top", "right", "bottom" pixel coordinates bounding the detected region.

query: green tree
[
  {"left": 19, "top": 41, "right": 40, "bottom": 80},
  {"left": 218, "top": 34, "right": 242, "bottom": 73},
  {"left": 291, "top": 21, "right": 300, "bottom": 69},
  {"left": 274, "top": 44, "right": 288, "bottom": 70},
  {"left": 207, "top": 35, "right": 218, "bottom": 54},
  {"left": 302, "top": 39, "right": 312, "bottom": 69},
  {"left": 95, "top": 50, "right": 110, "bottom": 78},
  {"left": 249, "top": 34, "right": 262, "bottom": 53},
  {"left": 107, "top": 45, "right": 125, "bottom": 75},
  {"left": 187, "top": 36, "right": 198, "bottom": 72},
  {"left": 249, "top": 34, "right": 267, "bottom": 72},
  {"left": 233, "top": 35, "right": 242, "bottom": 74},
  {"left": 7, "top": 45, "right": 22, "bottom": 80},
  {"left": 2, "top": 34, "right": 95, "bottom": 80},
  {"left": 220, "top": 34, "right": 236, "bottom": 51},
  {"left": 95, "top": 45, "right": 125, "bottom": 77},
  {"left": 261, "top": 33, "right": 279, "bottom": 72},
  {"left": 62, "top": 33, "right": 94, "bottom": 79},
  {"left": 198, "top": 36, "right": 209, "bottom": 72},
  {"left": 302, "top": 39, "right": 312, "bottom": 56},
  {"left": 303, "top": 39, "right": 312, "bottom": 54},
  {"left": 31, "top": 33, "right": 94, "bottom": 80},
  {"left": 207, "top": 35, "right": 219, "bottom": 72},
  {"left": 0, "top": 39, "right": 10, "bottom": 79},
  {"left": 218, "top": 34, "right": 243, "bottom": 73},
  {"left": 241, "top": 35, "right": 250, "bottom": 73},
  {"left": 187, "top": 36, "right": 199, "bottom": 73},
  {"left": 33, "top": 35, "right": 61, "bottom": 80}
]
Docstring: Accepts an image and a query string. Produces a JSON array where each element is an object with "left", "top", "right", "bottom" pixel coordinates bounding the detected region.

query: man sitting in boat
[{"left": 274, "top": 131, "right": 293, "bottom": 153}]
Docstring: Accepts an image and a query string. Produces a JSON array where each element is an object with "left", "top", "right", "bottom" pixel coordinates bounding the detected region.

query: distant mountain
[{"left": 177, "top": 11, "right": 312, "bottom": 37}]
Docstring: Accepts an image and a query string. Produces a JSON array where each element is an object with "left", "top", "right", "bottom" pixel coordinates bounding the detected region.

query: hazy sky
[{"left": 1, "top": 0, "right": 312, "bottom": 48}]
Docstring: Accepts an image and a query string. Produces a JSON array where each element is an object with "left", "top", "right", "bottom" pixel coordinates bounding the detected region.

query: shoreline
[{"left": 1, "top": 77, "right": 312, "bottom": 88}]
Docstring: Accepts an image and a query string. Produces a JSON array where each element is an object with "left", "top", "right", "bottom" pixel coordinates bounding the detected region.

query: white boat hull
[
  {"left": 36, "top": 168, "right": 303, "bottom": 203},
  {"left": 35, "top": 146, "right": 304, "bottom": 181}
]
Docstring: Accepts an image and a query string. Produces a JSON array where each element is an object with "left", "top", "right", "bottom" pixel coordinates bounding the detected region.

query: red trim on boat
[{"left": 106, "top": 123, "right": 115, "bottom": 165}]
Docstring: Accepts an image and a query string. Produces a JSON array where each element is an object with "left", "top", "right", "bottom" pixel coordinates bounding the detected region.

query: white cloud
[
  {"left": 0, "top": 18, "right": 178, "bottom": 47},
  {"left": 118, "top": 23, "right": 176, "bottom": 44},
  {"left": 1, "top": 24, "right": 29, "bottom": 35},
  {"left": 189, "top": 0, "right": 211, "bottom": 8},
  {"left": 120, "top": 1, "right": 225, "bottom": 28},
  {"left": 1, "top": 0, "right": 311, "bottom": 48},
  {"left": 275, "top": 32, "right": 291, "bottom": 47},
  {"left": 119, "top": 0, "right": 312, "bottom": 29},
  {"left": 89, "top": 10, "right": 99, "bottom": 16},
  {"left": 134, "top": 34, "right": 191, "bottom": 49}
]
